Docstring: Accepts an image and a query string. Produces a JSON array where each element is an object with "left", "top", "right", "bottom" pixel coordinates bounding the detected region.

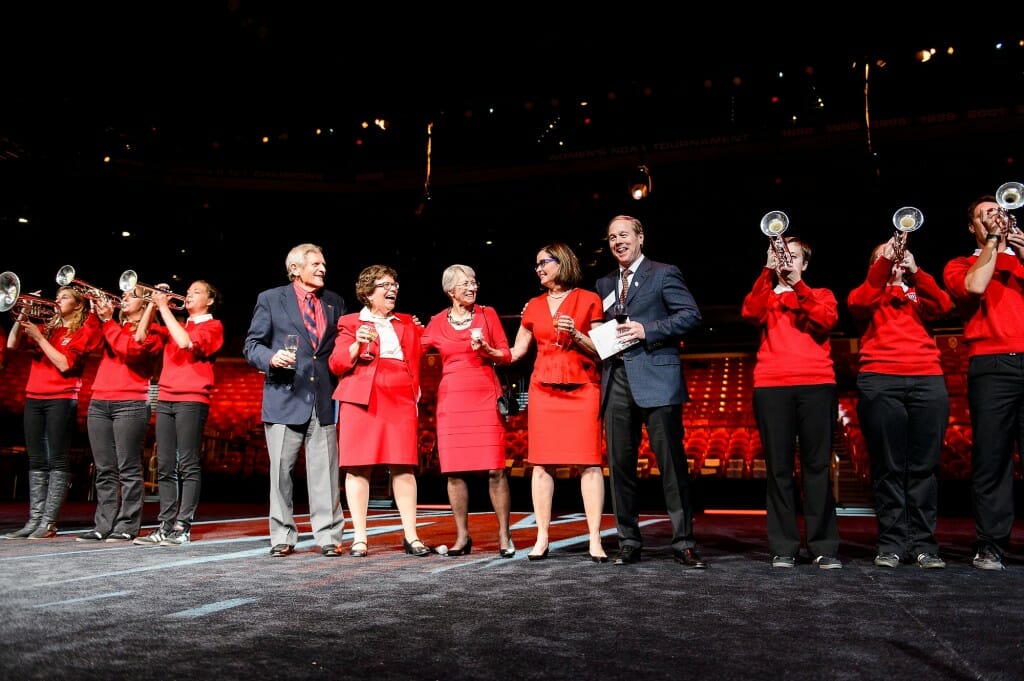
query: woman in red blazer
[{"left": 329, "top": 265, "right": 428, "bottom": 557}]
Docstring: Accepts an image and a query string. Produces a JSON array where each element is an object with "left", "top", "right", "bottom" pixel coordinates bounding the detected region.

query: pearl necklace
[
  {"left": 548, "top": 288, "right": 572, "bottom": 300},
  {"left": 448, "top": 308, "right": 473, "bottom": 327}
]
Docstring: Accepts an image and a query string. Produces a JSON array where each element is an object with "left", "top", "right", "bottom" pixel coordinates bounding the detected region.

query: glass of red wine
[{"left": 614, "top": 301, "right": 628, "bottom": 324}]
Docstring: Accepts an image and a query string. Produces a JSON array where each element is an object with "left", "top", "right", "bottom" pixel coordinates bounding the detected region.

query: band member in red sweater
[
  {"left": 848, "top": 237, "right": 953, "bottom": 569},
  {"left": 5, "top": 286, "right": 101, "bottom": 539},
  {"left": 77, "top": 286, "right": 164, "bottom": 543},
  {"left": 742, "top": 236, "right": 842, "bottom": 569},
  {"left": 942, "top": 194, "right": 1024, "bottom": 571},
  {"left": 134, "top": 281, "right": 224, "bottom": 548}
]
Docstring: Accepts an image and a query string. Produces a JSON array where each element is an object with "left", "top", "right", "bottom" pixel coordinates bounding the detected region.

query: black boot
[
  {"left": 29, "top": 470, "right": 71, "bottom": 539},
  {"left": 4, "top": 470, "right": 48, "bottom": 539}
]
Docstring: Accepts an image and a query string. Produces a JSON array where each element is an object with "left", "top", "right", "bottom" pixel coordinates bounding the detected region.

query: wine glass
[
  {"left": 552, "top": 313, "right": 570, "bottom": 349},
  {"left": 614, "top": 301, "right": 629, "bottom": 324},
  {"left": 359, "top": 324, "right": 378, "bottom": 360},
  {"left": 284, "top": 334, "right": 299, "bottom": 354}
]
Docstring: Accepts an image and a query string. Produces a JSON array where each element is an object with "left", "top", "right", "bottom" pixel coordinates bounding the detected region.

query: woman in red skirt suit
[
  {"left": 329, "top": 265, "right": 429, "bottom": 557},
  {"left": 421, "top": 264, "right": 515, "bottom": 558},
  {"left": 509, "top": 243, "right": 608, "bottom": 562}
]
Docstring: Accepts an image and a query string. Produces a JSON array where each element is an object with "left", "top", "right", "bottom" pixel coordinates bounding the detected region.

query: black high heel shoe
[
  {"left": 446, "top": 536, "right": 473, "bottom": 557},
  {"left": 499, "top": 537, "right": 516, "bottom": 559},
  {"left": 403, "top": 537, "right": 431, "bottom": 557},
  {"left": 590, "top": 553, "right": 609, "bottom": 563},
  {"left": 527, "top": 546, "right": 549, "bottom": 561}
]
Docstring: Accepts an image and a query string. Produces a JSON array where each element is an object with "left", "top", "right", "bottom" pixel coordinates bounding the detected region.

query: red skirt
[{"left": 338, "top": 358, "right": 419, "bottom": 467}]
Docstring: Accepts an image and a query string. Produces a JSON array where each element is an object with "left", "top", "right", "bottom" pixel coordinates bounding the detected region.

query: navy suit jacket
[
  {"left": 242, "top": 284, "right": 346, "bottom": 426},
  {"left": 595, "top": 257, "right": 701, "bottom": 410}
]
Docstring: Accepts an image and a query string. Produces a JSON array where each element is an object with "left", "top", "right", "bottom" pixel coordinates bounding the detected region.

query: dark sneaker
[
  {"left": 133, "top": 528, "right": 168, "bottom": 546},
  {"left": 814, "top": 555, "right": 843, "bottom": 570},
  {"left": 972, "top": 548, "right": 1005, "bottom": 571},
  {"left": 75, "top": 530, "right": 107, "bottom": 542},
  {"left": 159, "top": 527, "right": 191, "bottom": 546},
  {"left": 105, "top": 532, "right": 135, "bottom": 543},
  {"left": 916, "top": 553, "right": 945, "bottom": 569},
  {"left": 874, "top": 552, "right": 900, "bottom": 568},
  {"left": 770, "top": 555, "right": 796, "bottom": 568}
]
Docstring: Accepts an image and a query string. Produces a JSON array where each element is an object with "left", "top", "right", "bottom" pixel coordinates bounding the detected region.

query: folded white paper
[{"left": 589, "top": 320, "right": 639, "bottom": 360}]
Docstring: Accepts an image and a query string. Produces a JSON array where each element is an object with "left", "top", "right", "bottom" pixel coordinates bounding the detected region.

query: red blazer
[{"left": 329, "top": 312, "right": 423, "bottom": 406}]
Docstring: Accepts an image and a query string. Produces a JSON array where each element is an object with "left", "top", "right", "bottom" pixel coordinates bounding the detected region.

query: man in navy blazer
[
  {"left": 596, "top": 215, "right": 706, "bottom": 568},
  {"left": 243, "top": 243, "right": 347, "bottom": 557}
]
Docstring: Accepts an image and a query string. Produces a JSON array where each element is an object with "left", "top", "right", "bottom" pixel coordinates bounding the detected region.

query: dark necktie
[
  {"left": 619, "top": 269, "right": 632, "bottom": 308},
  {"left": 303, "top": 294, "right": 319, "bottom": 347}
]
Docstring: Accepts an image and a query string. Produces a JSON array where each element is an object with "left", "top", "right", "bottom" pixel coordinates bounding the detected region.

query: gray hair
[
  {"left": 441, "top": 264, "right": 475, "bottom": 295},
  {"left": 285, "top": 243, "right": 324, "bottom": 281}
]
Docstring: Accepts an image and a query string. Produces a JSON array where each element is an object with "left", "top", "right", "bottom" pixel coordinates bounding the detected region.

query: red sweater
[
  {"left": 154, "top": 317, "right": 225, "bottom": 403},
  {"left": 848, "top": 257, "right": 952, "bottom": 375},
  {"left": 943, "top": 251, "right": 1024, "bottom": 357},
  {"left": 741, "top": 268, "right": 838, "bottom": 388},
  {"left": 90, "top": 319, "right": 164, "bottom": 401},
  {"left": 23, "top": 315, "right": 102, "bottom": 400}
]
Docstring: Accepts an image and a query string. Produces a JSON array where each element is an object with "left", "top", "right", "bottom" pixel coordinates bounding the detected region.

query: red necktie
[{"left": 303, "top": 294, "right": 319, "bottom": 347}]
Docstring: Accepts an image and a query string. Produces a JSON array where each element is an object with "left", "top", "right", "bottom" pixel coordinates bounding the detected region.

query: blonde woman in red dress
[
  {"left": 422, "top": 264, "right": 515, "bottom": 558},
  {"left": 329, "top": 265, "right": 429, "bottom": 557},
  {"left": 509, "top": 243, "right": 608, "bottom": 562}
]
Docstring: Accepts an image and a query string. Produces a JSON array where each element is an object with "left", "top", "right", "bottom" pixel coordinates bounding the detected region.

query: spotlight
[{"left": 629, "top": 165, "right": 652, "bottom": 201}]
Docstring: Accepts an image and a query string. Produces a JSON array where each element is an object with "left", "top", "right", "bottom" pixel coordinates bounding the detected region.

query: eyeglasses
[
  {"left": 535, "top": 257, "right": 558, "bottom": 270},
  {"left": 454, "top": 281, "right": 479, "bottom": 290},
  {"left": 374, "top": 281, "right": 400, "bottom": 291}
]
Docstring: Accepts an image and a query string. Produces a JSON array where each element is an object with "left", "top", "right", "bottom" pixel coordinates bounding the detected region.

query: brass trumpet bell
[
  {"left": 55, "top": 265, "right": 122, "bottom": 308},
  {"left": 119, "top": 270, "right": 187, "bottom": 310},
  {"left": 760, "top": 210, "right": 792, "bottom": 268},
  {"left": 997, "top": 181, "right": 1024, "bottom": 211}
]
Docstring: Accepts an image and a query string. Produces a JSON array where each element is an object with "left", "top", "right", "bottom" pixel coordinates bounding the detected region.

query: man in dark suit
[
  {"left": 596, "top": 215, "right": 706, "bottom": 568},
  {"left": 243, "top": 243, "right": 347, "bottom": 557}
]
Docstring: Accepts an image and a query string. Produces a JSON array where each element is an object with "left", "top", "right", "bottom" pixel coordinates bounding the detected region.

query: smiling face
[
  {"left": 534, "top": 249, "right": 561, "bottom": 291},
  {"left": 295, "top": 251, "right": 326, "bottom": 292},
  {"left": 368, "top": 276, "right": 398, "bottom": 316},
  {"left": 449, "top": 272, "right": 478, "bottom": 307},
  {"left": 607, "top": 217, "right": 644, "bottom": 269}
]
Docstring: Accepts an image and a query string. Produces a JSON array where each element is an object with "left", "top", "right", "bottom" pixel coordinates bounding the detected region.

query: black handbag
[{"left": 496, "top": 370, "right": 520, "bottom": 421}]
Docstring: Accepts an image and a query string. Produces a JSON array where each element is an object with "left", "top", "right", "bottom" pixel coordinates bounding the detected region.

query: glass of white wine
[
  {"left": 359, "top": 324, "right": 378, "bottom": 360},
  {"left": 284, "top": 334, "right": 298, "bottom": 366}
]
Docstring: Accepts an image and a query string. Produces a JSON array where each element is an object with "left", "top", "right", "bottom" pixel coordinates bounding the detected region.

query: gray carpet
[{"left": 1, "top": 501, "right": 1022, "bottom": 681}]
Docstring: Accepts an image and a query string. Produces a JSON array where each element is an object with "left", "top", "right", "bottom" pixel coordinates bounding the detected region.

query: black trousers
[
  {"left": 753, "top": 384, "right": 840, "bottom": 558},
  {"left": 604, "top": 363, "right": 695, "bottom": 550},
  {"left": 856, "top": 372, "right": 948, "bottom": 558},
  {"left": 967, "top": 353, "right": 1024, "bottom": 555}
]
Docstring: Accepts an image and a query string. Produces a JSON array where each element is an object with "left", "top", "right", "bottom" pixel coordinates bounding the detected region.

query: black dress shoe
[
  {"left": 269, "top": 544, "right": 295, "bottom": 557},
  {"left": 321, "top": 544, "right": 342, "bottom": 557},
  {"left": 673, "top": 547, "right": 707, "bottom": 569},
  {"left": 613, "top": 545, "right": 641, "bottom": 565},
  {"left": 403, "top": 538, "right": 432, "bottom": 557},
  {"left": 446, "top": 536, "right": 473, "bottom": 556}
]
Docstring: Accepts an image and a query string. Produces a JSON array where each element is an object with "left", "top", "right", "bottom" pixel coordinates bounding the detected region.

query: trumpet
[
  {"left": 994, "top": 181, "right": 1024, "bottom": 235},
  {"left": 760, "top": 210, "right": 791, "bottom": 268},
  {"left": 119, "top": 270, "right": 187, "bottom": 310},
  {"left": 891, "top": 206, "right": 923, "bottom": 263},
  {"left": 0, "top": 271, "right": 61, "bottom": 324},
  {"left": 55, "top": 265, "right": 122, "bottom": 308}
]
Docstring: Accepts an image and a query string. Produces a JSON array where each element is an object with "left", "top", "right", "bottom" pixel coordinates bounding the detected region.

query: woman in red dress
[
  {"left": 422, "top": 264, "right": 515, "bottom": 558},
  {"left": 330, "top": 265, "right": 429, "bottom": 557},
  {"left": 509, "top": 243, "right": 608, "bottom": 562}
]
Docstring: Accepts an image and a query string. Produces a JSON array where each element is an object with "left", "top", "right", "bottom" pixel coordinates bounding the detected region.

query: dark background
[{"left": 2, "top": 4, "right": 1021, "bottom": 352}]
